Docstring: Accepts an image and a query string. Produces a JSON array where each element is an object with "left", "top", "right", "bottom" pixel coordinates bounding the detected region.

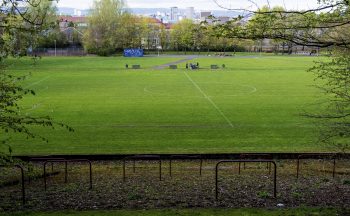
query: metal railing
[
  {"left": 169, "top": 155, "right": 203, "bottom": 177},
  {"left": 215, "top": 160, "right": 277, "bottom": 200},
  {"left": 296, "top": 154, "right": 336, "bottom": 179},
  {"left": 31, "top": 48, "right": 86, "bottom": 56},
  {"left": 43, "top": 159, "right": 92, "bottom": 190},
  {"left": 123, "top": 155, "right": 162, "bottom": 182},
  {"left": 0, "top": 164, "right": 26, "bottom": 205}
]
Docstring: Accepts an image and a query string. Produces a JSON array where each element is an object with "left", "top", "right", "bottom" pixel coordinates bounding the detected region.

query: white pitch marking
[
  {"left": 239, "top": 84, "right": 257, "bottom": 94},
  {"left": 143, "top": 87, "right": 152, "bottom": 94},
  {"left": 144, "top": 86, "right": 204, "bottom": 98},
  {"left": 25, "top": 76, "right": 51, "bottom": 88},
  {"left": 183, "top": 72, "right": 234, "bottom": 128},
  {"left": 195, "top": 82, "right": 257, "bottom": 95}
]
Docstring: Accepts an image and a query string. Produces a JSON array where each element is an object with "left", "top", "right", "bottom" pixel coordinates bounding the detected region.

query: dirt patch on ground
[{"left": 0, "top": 159, "right": 349, "bottom": 212}]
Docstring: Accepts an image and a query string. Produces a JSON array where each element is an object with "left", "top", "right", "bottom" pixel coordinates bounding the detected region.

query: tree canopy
[
  {"left": 0, "top": 0, "right": 73, "bottom": 164},
  {"left": 212, "top": 0, "right": 350, "bottom": 48},
  {"left": 83, "top": 0, "right": 129, "bottom": 55},
  {"left": 211, "top": 0, "right": 350, "bottom": 152}
]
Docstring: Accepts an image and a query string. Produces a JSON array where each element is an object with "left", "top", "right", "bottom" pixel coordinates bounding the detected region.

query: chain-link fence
[{"left": 31, "top": 48, "right": 86, "bottom": 56}]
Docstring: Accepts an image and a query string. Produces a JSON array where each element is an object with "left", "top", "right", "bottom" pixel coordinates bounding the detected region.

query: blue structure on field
[{"left": 124, "top": 48, "right": 144, "bottom": 57}]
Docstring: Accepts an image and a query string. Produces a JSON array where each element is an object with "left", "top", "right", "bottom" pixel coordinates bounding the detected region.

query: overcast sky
[{"left": 56, "top": 0, "right": 320, "bottom": 11}]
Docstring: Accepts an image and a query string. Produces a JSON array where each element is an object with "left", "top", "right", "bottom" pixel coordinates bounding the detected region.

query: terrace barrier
[
  {"left": 0, "top": 164, "right": 25, "bottom": 205},
  {"left": 296, "top": 154, "right": 336, "bottom": 179},
  {"left": 123, "top": 155, "right": 162, "bottom": 182},
  {"left": 44, "top": 159, "right": 92, "bottom": 190},
  {"left": 29, "top": 157, "right": 66, "bottom": 183},
  {"left": 169, "top": 155, "right": 203, "bottom": 177},
  {"left": 239, "top": 154, "right": 273, "bottom": 174},
  {"left": 215, "top": 160, "right": 277, "bottom": 200}
]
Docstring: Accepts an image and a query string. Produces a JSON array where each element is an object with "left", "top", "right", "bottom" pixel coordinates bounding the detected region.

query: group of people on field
[{"left": 186, "top": 62, "right": 199, "bottom": 70}]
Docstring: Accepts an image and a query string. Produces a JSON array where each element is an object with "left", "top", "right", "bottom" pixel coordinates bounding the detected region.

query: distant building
[
  {"left": 59, "top": 16, "right": 88, "bottom": 30},
  {"left": 216, "top": 16, "right": 230, "bottom": 24},
  {"left": 185, "top": 7, "right": 194, "bottom": 20},
  {"left": 200, "top": 11, "right": 211, "bottom": 22},
  {"left": 58, "top": 16, "right": 86, "bottom": 45},
  {"left": 170, "top": 7, "right": 179, "bottom": 22},
  {"left": 140, "top": 18, "right": 173, "bottom": 50}
]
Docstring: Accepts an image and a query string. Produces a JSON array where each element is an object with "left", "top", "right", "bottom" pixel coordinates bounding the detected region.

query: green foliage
[
  {"left": 170, "top": 19, "right": 196, "bottom": 52},
  {"left": 308, "top": 50, "right": 350, "bottom": 152},
  {"left": 214, "top": 1, "right": 350, "bottom": 48},
  {"left": 82, "top": 3, "right": 255, "bottom": 54},
  {"left": 0, "top": 0, "right": 72, "bottom": 164},
  {"left": 0, "top": 0, "right": 57, "bottom": 58},
  {"left": 83, "top": 0, "right": 138, "bottom": 55},
  {"left": 291, "top": 191, "right": 303, "bottom": 199},
  {"left": 37, "top": 29, "right": 69, "bottom": 48},
  {"left": 127, "top": 192, "right": 142, "bottom": 200},
  {"left": 212, "top": 0, "right": 350, "bottom": 152},
  {"left": 176, "top": 22, "right": 252, "bottom": 53},
  {"left": 121, "top": 14, "right": 147, "bottom": 49},
  {"left": 159, "top": 24, "right": 168, "bottom": 50},
  {"left": 0, "top": 62, "right": 70, "bottom": 145},
  {"left": 67, "top": 21, "right": 75, "bottom": 28},
  {"left": 257, "top": 191, "right": 270, "bottom": 198}
]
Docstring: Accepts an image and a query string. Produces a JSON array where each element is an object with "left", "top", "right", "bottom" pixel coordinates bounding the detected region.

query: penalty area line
[{"left": 183, "top": 72, "right": 234, "bottom": 128}]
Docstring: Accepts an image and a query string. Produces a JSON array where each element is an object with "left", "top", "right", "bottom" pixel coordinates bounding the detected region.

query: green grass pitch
[{"left": 4, "top": 55, "right": 329, "bottom": 155}]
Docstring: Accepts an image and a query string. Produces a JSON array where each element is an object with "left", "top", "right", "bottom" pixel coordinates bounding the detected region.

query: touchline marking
[
  {"left": 25, "top": 76, "right": 51, "bottom": 88},
  {"left": 183, "top": 72, "right": 234, "bottom": 128}
]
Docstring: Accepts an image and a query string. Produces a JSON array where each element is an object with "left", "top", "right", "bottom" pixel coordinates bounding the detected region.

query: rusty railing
[
  {"left": 215, "top": 160, "right": 277, "bottom": 200},
  {"left": 44, "top": 159, "right": 92, "bottom": 190},
  {"left": 0, "top": 164, "right": 26, "bottom": 205},
  {"left": 123, "top": 155, "right": 162, "bottom": 182},
  {"left": 169, "top": 154, "right": 202, "bottom": 177},
  {"left": 296, "top": 154, "right": 336, "bottom": 179}
]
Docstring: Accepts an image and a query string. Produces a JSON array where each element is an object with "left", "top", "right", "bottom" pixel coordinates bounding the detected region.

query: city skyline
[{"left": 56, "top": 0, "right": 320, "bottom": 11}]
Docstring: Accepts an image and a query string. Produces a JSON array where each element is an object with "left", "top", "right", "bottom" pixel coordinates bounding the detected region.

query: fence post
[{"left": 215, "top": 160, "right": 277, "bottom": 201}]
